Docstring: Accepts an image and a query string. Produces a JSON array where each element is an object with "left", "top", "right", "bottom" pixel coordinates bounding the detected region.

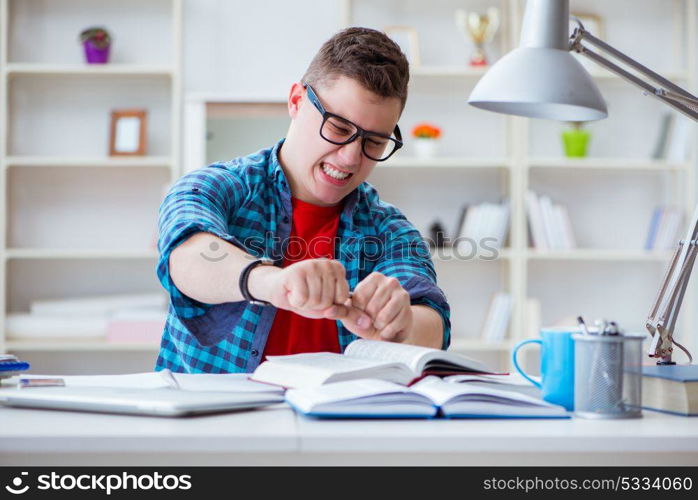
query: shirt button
[
  {"left": 283, "top": 216, "right": 289, "bottom": 224},
  {"left": 251, "top": 349, "right": 259, "bottom": 357}
]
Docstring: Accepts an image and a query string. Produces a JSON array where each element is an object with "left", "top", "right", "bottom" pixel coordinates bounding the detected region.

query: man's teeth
[{"left": 322, "top": 163, "right": 350, "bottom": 180}]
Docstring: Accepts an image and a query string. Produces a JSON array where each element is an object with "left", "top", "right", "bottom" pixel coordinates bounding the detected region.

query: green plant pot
[{"left": 562, "top": 129, "right": 590, "bottom": 158}]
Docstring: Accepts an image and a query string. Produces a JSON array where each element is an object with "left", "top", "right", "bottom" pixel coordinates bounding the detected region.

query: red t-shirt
[{"left": 262, "top": 197, "right": 343, "bottom": 358}]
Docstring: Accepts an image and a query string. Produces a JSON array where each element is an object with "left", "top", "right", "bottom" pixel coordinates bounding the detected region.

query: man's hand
[
  {"left": 336, "top": 272, "right": 413, "bottom": 342},
  {"left": 250, "top": 259, "right": 372, "bottom": 328}
]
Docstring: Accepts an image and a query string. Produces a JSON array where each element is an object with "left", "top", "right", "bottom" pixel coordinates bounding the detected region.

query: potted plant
[
  {"left": 411, "top": 122, "right": 442, "bottom": 158},
  {"left": 562, "top": 121, "right": 591, "bottom": 158},
  {"left": 79, "top": 26, "right": 112, "bottom": 64}
]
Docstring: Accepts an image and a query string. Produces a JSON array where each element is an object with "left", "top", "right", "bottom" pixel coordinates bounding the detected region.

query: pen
[
  {"left": 19, "top": 378, "right": 65, "bottom": 388},
  {"left": 577, "top": 316, "right": 591, "bottom": 335}
]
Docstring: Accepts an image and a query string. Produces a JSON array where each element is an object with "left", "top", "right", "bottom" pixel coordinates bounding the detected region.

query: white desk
[{"left": 2, "top": 403, "right": 697, "bottom": 466}]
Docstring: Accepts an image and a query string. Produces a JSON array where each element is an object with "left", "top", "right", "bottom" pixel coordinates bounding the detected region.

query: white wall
[{"left": 183, "top": 0, "right": 344, "bottom": 99}]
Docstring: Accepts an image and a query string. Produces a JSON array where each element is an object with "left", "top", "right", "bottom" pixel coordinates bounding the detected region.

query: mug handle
[{"left": 512, "top": 339, "right": 543, "bottom": 389}]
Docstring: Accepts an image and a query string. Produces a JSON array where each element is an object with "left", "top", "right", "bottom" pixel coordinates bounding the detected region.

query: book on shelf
[
  {"left": 7, "top": 293, "right": 168, "bottom": 341},
  {"left": 641, "top": 364, "right": 698, "bottom": 416},
  {"left": 6, "top": 314, "right": 107, "bottom": 339},
  {"left": 30, "top": 292, "right": 167, "bottom": 317},
  {"left": 525, "top": 191, "right": 576, "bottom": 251},
  {"left": 250, "top": 339, "right": 495, "bottom": 389},
  {"left": 480, "top": 292, "right": 512, "bottom": 342},
  {"left": 284, "top": 376, "right": 568, "bottom": 419},
  {"left": 455, "top": 200, "right": 510, "bottom": 251},
  {"left": 645, "top": 206, "right": 683, "bottom": 251},
  {"left": 651, "top": 112, "right": 691, "bottom": 164},
  {"left": 651, "top": 112, "right": 673, "bottom": 160}
]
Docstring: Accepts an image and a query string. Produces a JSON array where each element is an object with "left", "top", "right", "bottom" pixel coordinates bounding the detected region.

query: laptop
[{"left": 0, "top": 386, "right": 285, "bottom": 417}]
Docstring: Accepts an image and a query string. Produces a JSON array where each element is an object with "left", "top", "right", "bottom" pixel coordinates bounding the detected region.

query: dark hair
[{"left": 302, "top": 27, "right": 410, "bottom": 112}]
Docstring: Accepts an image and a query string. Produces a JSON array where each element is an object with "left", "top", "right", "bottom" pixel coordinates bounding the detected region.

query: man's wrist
[{"left": 245, "top": 262, "right": 280, "bottom": 304}]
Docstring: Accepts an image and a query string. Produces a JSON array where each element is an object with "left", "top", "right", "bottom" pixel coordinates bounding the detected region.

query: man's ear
[{"left": 287, "top": 82, "right": 305, "bottom": 119}]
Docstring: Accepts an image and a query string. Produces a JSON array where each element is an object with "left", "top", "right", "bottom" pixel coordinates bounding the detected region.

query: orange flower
[{"left": 411, "top": 122, "right": 442, "bottom": 139}]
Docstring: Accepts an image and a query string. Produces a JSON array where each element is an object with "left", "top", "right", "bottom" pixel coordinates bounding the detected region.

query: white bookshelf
[
  {"left": 0, "top": 0, "right": 182, "bottom": 353},
  {"left": 342, "top": 0, "right": 698, "bottom": 366}
]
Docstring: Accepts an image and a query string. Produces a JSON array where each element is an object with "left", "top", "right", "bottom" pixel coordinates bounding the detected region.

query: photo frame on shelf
[
  {"left": 109, "top": 109, "right": 148, "bottom": 156},
  {"left": 569, "top": 12, "right": 604, "bottom": 74},
  {"left": 383, "top": 26, "right": 421, "bottom": 67}
]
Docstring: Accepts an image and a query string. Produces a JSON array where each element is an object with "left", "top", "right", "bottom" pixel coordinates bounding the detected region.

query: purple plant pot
[{"left": 83, "top": 40, "right": 110, "bottom": 64}]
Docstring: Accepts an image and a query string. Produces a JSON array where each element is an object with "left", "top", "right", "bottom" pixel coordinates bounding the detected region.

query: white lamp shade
[{"left": 468, "top": 47, "right": 608, "bottom": 121}]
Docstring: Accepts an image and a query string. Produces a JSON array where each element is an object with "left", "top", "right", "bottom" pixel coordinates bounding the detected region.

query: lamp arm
[
  {"left": 569, "top": 25, "right": 698, "bottom": 121},
  {"left": 568, "top": 21, "right": 698, "bottom": 364}
]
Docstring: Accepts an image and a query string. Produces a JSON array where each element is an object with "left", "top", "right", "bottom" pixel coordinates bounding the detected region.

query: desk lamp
[{"left": 468, "top": 0, "right": 698, "bottom": 365}]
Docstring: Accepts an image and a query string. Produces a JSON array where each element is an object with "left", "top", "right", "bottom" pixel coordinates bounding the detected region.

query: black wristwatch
[{"left": 239, "top": 258, "right": 276, "bottom": 306}]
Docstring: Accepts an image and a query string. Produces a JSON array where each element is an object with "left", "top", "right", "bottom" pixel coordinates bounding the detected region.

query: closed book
[
  {"left": 645, "top": 207, "right": 662, "bottom": 250},
  {"left": 285, "top": 376, "right": 568, "bottom": 419},
  {"left": 250, "top": 339, "right": 494, "bottom": 389},
  {"left": 642, "top": 364, "right": 698, "bottom": 416},
  {"left": 6, "top": 313, "right": 107, "bottom": 339},
  {"left": 30, "top": 293, "right": 166, "bottom": 317},
  {"left": 525, "top": 191, "right": 548, "bottom": 250}
]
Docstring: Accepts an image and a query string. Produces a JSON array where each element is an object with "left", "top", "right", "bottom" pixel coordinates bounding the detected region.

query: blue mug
[{"left": 512, "top": 328, "right": 576, "bottom": 410}]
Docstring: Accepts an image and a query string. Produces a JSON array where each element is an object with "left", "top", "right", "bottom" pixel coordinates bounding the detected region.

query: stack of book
[
  {"left": 645, "top": 206, "right": 684, "bottom": 251},
  {"left": 525, "top": 191, "right": 576, "bottom": 251},
  {"left": 642, "top": 365, "right": 698, "bottom": 416},
  {"left": 251, "top": 339, "right": 569, "bottom": 419},
  {"left": 6, "top": 293, "right": 167, "bottom": 343},
  {"left": 480, "top": 292, "right": 513, "bottom": 342},
  {"left": 454, "top": 200, "right": 510, "bottom": 251}
]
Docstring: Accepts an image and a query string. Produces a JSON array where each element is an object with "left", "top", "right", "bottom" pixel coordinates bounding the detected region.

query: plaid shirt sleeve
[
  {"left": 368, "top": 194, "right": 452, "bottom": 350},
  {"left": 157, "top": 164, "right": 248, "bottom": 322}
]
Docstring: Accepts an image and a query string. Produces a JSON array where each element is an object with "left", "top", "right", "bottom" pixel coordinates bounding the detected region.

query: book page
[
  {"left": 344, "top": 339, "right": 429, "bottom": 373},
  {"left": 410, "top": 376, "right": 556, "bottom": 407},
  {"left": 344, "top": 339, "right": 492, "bottom": 374}
]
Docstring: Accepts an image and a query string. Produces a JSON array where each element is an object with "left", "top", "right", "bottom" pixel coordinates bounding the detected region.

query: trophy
[{"left": 455, "top": 7, "right": 500, "bottom": 67}]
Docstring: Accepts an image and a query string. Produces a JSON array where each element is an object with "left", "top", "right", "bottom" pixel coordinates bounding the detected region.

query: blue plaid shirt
[{"left": 155, "top": 139, "right": 451, "bottom": 373}]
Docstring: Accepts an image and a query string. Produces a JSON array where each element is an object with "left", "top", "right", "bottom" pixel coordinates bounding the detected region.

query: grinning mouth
[{"left": 321, "top": 162, "right": 353, "bottom": 181}]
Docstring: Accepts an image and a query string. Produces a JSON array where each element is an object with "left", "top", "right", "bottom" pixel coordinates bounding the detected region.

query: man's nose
[{"left": 337, "top": 138, "right": 363, "bottom": 165}]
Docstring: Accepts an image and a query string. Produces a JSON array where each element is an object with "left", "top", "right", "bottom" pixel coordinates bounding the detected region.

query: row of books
[
  {"left": 645, "top": 206, "right": 684, "bottom": 251},
  {"left": 6, "top": 292, "right": 167, "bottom": 344},
  {"left": 454, "top": 200, "right": 510, "bottom": 251},
  {"left": 525, "top": 191, "right": 577, "bottom": 250}
]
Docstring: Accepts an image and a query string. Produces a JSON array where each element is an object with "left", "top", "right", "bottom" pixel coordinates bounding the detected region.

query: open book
[
  {"left": 250, "top": 339, "right": 495, "bottom": 389},
  {"left": 285, "top": 376, "right": 569, "bottom": 419}
]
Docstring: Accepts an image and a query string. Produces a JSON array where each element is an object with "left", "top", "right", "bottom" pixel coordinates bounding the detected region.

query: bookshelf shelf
[
  {"left": 6, "top": 63, "right": 175, "bottom": 77},
  {"left": 449, "top": 338, "right": 513, "bottom": 352},
  {"left": 383, "top": 157, "right": 510, "bottom": 169},
  {"left": 342, "top": 0, "right": 697, "bottom": 368},
  {"left": 6, "top": 340, "right": 159, "bottom": 352},
  {"left": 525, "top": 249, "right": 674, "bottom": 262},
  {"left": 432, "top": 247, "right": 512, "bottom": 262},
  {"left": 0, "top": 0, "right": 182, "bottom": 355},
  {"left": 527, "top": 158, "right": 689, "bottom": 171},
  {"left": 5, "top": 156, "right": 173, "bottom": 168},
  {"left": 5, "top": 249, "right": 159, "bottom": 260},
  {"left": 410, "top": 65, "right": 488, "bottom": 78}
]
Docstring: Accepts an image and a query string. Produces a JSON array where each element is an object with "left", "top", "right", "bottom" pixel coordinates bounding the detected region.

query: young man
[{"left": 156, "top": 27, "right": 450, "bottom": 373}]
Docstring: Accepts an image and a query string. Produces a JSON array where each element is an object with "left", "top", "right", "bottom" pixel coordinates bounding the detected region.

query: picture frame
[
  {"left": 383, "top": 26, "right": 421, "bottom": 67},
  {"left": 109, "top": 109, "right": 147, "bottom": 156}
]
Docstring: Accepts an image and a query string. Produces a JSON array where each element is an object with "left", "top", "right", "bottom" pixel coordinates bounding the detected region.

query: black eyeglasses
[{"left": 303, "top": 83, "right": 403, "bottom": 162}]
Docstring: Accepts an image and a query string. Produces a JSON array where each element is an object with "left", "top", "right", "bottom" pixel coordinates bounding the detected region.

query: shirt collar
[{"left": 269, "top": 138, "right": 361, "bottom": 223}]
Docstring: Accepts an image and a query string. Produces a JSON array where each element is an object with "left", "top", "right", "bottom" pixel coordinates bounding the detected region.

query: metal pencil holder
[{"left": 572, "top": 332, "right": 644, "bottom": 419}]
